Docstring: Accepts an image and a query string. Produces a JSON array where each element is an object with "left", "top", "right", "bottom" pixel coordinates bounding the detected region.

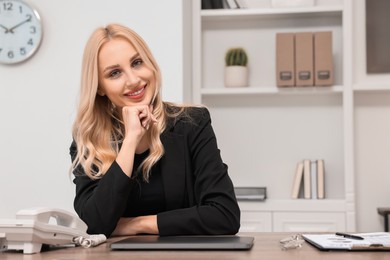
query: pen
[{"left": 335, "top": 232, "right": 364, "bottom": 240}]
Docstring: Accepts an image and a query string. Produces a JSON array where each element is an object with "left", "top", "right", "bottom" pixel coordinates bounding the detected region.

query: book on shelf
[
  {"left": 234, "top": 0, "right": 247, "bottom": 9},
  {"left": 310, "top": 160, "right": 317, "bottom": 199},
  {"left": 291, "top": 159, "right": 325, "bottom": 199},
  {"left": 203, "top": 0, "right": 245, "bottom": 9},
  {"left": 317, "top": 159, "right": 325, "bottom": 199},
  {"left": 202, "top": 0, "right": 224, "bottom": 9},
  {"left": 234, "top": 187, "right": 267, "bottom": 201},
  {"left": 226, "top": 0, "right": 239, "bottom": 9},
  {"left": 201, "top": 0, "right": 214, "bottom": 9},
  {"left": 291, "top": 161, "right": 304, "bottom": 199},
  {"left": 303, "top": 159, "right": 311, "bottom": 199},
  {"left": 211, "top": 0, "right": 224, "bottom": 9}
]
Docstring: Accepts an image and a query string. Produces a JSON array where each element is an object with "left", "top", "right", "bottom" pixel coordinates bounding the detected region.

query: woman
[{"left": 70, "top": 23, "right": 240, "bottom": 237}]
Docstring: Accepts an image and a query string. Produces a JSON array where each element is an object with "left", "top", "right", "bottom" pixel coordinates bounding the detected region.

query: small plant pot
[{"left": 224, "top": 66, "right": 248, "bottom": 87}]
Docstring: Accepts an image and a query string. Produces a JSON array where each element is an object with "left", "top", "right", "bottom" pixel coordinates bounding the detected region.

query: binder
[
  {"left": 201, "top": 0, "right": 214, "bottom": 9},
  {"left": 276, "top": 33, "right": 295, "bottom": 87},
  {"left": 314, "top": 31, "right": 333, "bottom": 86},
  {"left": 295, "top": 32, "right": 313, "bottom": 86}
]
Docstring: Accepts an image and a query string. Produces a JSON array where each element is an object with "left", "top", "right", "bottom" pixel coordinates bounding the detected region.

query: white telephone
[{"left": 0, "top": 207, "right": 105, "bottom": 254}]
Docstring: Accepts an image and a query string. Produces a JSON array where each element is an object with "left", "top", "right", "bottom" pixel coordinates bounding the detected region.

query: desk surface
[{"left": 1, "top": 232, "right": 389, "bottom": 260}]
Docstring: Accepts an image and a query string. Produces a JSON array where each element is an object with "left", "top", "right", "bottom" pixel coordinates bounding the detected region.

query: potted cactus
[{"left": 224, "top": 47, "right": 249, "bottom": 87}]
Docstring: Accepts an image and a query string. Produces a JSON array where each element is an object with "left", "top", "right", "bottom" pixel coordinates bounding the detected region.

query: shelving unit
[
  {"left": 192, "top": 0, "right": 355, "bottom": 232},
  {"left": 201, "top": 85, "right": 344, "bottom": 95}
]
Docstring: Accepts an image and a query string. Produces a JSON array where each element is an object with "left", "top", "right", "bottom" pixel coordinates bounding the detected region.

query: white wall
[
  {"left": 353, "top": 0, "right": 390, "bottom": 232},
  {"left": 0, "top": 0, "right": 190, "bottom": 217},
  {"left": 354, "top": 93, "right": 390, "bottom": 232}
]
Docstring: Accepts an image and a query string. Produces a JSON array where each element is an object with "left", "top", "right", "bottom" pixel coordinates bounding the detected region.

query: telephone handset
[
  {"left": 16, "top": 207, "right": 88, "bottom": 232},
  {"left": 0, "top": 207, "right": 106, "bottom": 254}
]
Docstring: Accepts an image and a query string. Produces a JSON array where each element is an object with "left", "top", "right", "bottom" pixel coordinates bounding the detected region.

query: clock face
[{"left": 0, "top": 0, "right": 43, "bottom": 64}]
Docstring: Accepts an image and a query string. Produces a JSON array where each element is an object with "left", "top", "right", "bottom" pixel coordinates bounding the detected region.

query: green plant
[{"left": 225, "top": 47, "right": 248, "bottom": 66}]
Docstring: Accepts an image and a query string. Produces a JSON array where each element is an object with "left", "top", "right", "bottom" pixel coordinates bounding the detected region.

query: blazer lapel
[{"left": 160, "top": 132, "right": 187, "bottom": 210}]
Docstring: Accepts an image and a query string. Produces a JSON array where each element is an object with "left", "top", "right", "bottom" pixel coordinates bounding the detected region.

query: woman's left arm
[
  {"left": 157, "top": 108, "right": 240, "bottom": 236},
  {"left": 111, "top": 215, "right": 158, "bottom": 236}
]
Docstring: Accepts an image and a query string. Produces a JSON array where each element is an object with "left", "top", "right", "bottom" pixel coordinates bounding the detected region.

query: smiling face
[{"left": 97, "top": 37, "right": 155, "bottom": 110}]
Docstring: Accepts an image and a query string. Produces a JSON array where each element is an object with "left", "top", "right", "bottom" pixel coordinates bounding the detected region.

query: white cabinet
[
  {"left": 239, "top": 200, "right": 347, "bottom": 232},
  {"left": 192, "top": 0, "right": 356, "bottom": 232},
  {"left": 240, "top": 211, "right": 272, "bottom": 232},
  {"left": 273, "top": 212, "right": 346, "bottom": 232}
]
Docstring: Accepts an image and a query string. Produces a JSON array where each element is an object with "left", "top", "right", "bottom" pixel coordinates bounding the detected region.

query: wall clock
[{"left": 0, "top": 0, "right": 43, "bottom": 64}]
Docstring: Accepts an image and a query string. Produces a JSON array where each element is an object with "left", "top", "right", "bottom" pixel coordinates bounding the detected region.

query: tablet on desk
[{"left": 110, "top": 235, "right": 254, "bottom": 250}]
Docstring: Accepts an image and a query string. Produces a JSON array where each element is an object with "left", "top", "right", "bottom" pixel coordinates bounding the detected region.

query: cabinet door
[
  {"left": 240, "top": 211, "right": 272, "bottom": 232},
  {"left": 273, "top": 212, "right": 345, "bottom": 232}
]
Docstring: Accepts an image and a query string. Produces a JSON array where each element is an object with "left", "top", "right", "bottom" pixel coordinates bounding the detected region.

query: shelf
[
  {"left": 200, "top": 10, "right": 344, "bottom": 94},
  {"left": 201, "top": 6, "right": 343, "bottom": 20},
  {"left": 238, "top": 199, "right": 347, "bottom": 212},
  {"left": 353, "top": 84, "right": 390, "bottom": 92},
  {"left": 201, "top": 85, "right": 344, "bottom": 96}
]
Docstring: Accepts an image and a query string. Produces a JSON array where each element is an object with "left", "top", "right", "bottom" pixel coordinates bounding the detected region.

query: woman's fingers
[
  {"left": 122, "top": 104, "right": 157, "bottom": 135},
  {"left": 137, "top": 105, "right": 157, "bottom": 130},
  {"left": 149, "top": 105, "right": 158, "bottom": 124},
  {"left": 141, "top": 113, "right": 157, "bottom": 130}
]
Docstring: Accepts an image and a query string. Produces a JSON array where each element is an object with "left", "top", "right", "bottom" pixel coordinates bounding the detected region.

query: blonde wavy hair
[{"left": 72, "top": 23, "right": 180, "bottom": 181}]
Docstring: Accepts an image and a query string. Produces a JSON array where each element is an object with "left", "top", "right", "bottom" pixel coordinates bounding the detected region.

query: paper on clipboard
[{"left": 302, "top": 232, "right": 390, "bottom": 251}]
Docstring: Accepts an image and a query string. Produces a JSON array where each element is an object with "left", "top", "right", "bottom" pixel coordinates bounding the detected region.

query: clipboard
[{"left": 302, "top": 232, "right": 390, "bottom": 251}]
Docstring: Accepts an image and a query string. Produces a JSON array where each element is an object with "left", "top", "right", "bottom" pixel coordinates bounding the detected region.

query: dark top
[
  {"left": 70, "top": 106, "right": 240, "bottom": 237},
  {"left": 125, "top": 150, "right": 166, "bottom": 217}
]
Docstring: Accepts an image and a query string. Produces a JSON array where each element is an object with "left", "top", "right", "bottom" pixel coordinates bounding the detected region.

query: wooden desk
[{"left": 1, "top": 233, "right": 389, "bottom": 260}]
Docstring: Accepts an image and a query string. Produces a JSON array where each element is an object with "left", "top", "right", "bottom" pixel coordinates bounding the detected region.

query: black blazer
[{"left": 71, "top": 107, "right": 240, "bottom": 237}]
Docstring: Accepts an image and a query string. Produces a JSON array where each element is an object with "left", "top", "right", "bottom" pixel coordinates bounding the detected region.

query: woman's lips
[{"left": 124, "top": 86, "right": 146, "bottom": 99}]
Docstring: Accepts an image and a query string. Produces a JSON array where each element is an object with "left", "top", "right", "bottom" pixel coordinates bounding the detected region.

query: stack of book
[
  {"left": 201, "top": 0, "right": 247, "bottom": 9},
  {"left": 291, "top": 159, "right": 325, "bottom": 199},
  {"left": 234, "top": 187, "right": 267, "bottom": 201}
]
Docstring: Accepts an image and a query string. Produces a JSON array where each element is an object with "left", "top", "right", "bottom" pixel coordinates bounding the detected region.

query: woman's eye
[
  {"left": 132, "top": 58, "right": 143, "bottom": 68},
  {"left": 109, "top": 70, "right": 121, "bottom": 78}
]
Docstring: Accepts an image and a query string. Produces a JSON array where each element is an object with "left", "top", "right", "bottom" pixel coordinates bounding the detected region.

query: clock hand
[
  {"left": 0, "top": 24, "right": 11, "bottom": 33},
  {"left": 8, "top": 16, "right": 32, "bottom": 33}
]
